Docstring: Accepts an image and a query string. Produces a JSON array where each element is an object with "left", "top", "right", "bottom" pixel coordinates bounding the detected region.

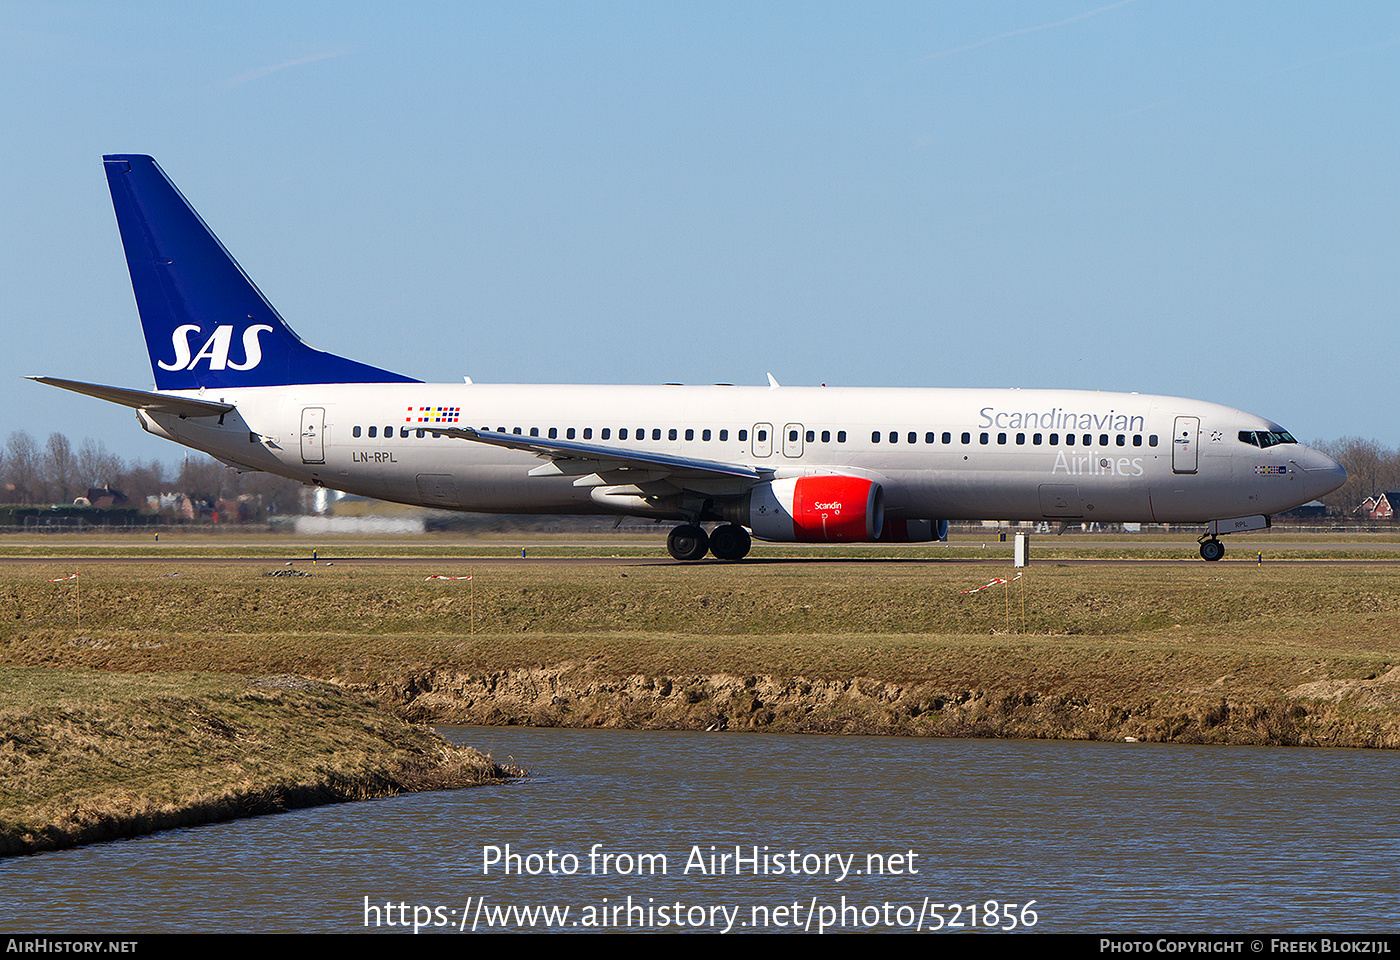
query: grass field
[
  {"left": 4, "top": 533, "right": 1398, "bottom": 852},
  {"left": 3, "top": 544, "right": 1397, "bottom": 734}
]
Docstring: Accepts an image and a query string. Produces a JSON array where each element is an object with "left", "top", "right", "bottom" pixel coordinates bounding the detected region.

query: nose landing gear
[{"left": 1199, "top": 537, "right": 1225, "bottom": 562}]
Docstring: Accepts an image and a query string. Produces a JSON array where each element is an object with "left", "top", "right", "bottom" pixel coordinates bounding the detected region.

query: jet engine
[{"left": 742, "top": 476, "right": 884, "bottom": 542}]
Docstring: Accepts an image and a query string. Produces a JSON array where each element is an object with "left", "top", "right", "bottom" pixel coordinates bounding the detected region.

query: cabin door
[{"left": 1172, "top": 416, "right": 1199, "bottom": 474}]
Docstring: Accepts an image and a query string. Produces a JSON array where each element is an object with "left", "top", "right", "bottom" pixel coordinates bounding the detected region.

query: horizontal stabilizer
[{"left": 29, "top": 377, "right": 234, "bottom": 418}]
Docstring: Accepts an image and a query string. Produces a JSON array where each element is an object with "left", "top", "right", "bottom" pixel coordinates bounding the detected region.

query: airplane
[{"left": 34, "top": 155, "right": 1346, "bottom": 562}]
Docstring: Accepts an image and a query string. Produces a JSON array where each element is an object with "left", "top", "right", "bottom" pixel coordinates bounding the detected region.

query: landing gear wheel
[
  {"left": 667, "top": 524, "right": 709, "bottom": 562},
  {"left": 708, "top": 524, "right": 752, "bottom": 561},
  {"left": 1200, "top": 539, "right": 1225, "bottom": 562}
]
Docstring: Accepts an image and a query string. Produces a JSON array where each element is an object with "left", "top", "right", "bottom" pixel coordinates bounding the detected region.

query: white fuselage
[{"left": 137, "top": 382, "right": 1345, "bottom": 525}]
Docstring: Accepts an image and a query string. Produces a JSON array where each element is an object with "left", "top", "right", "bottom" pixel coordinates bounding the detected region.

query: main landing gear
[
  {"left": 707, "top": 523, "right": 751, "bottom": 561},
  {"left": 1199, "top": 537, "right": 1225, "bottom": 562},
  {"left": 666, "top": 523, "right": 752, "bottom": 562}
]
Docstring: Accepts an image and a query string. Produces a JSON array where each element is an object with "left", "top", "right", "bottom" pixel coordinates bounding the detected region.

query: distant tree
[
  {"left": 3, "top": 431, "right": 42, "bottom": 504},
  {"left": 43, "top": 433, "right": 79, "bottom": 504},
  {"left": 1314, "top": 437, "right": 1400, "bottom": 515},
  {"left": 176, "top": 456, "right": 230, "bottom": 506},
  {"left": 114, "top": 459, "right": 167, "bottom": 509},
  {"left": 232, "top": 470, "right": 310, "bottom": 518},
  {"left": 75, "top": 438, "right": 125, "bottom": 491}
]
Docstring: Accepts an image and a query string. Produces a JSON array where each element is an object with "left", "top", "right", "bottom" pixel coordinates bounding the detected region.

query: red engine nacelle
[{"left": 747, "top": 476, "right": 884, "bottom": 542}]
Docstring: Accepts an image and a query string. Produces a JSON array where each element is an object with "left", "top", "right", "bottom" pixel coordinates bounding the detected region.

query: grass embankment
[
  {"left": 3, "top": 555, "right": 1399, "bottom": 751},
  {"left": 0, "top": 667, "right": 525, "bottom": 857}
]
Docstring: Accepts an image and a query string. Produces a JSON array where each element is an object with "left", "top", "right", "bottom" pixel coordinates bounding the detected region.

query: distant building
[
  {"left": 83, "top": 486, "right": 129, "bottom": 509},
  {"left": 1356, "top": 492, "right": 1400, "bottom": 521},
  {"left": 1279, "top": 500, "right": 1327, "bottom": 519}
]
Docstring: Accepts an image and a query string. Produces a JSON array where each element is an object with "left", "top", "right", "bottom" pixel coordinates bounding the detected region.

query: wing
[{"left": 425, "top": 426, "right": 768, "bottom": 493}]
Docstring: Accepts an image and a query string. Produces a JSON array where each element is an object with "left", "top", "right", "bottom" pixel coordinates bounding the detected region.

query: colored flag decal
[
  {"left": 406, "top": 406, "right": 462, "bottom": 423},
  {"left": 1254, "top": 465, "right": 1288, "bottom": 475}
]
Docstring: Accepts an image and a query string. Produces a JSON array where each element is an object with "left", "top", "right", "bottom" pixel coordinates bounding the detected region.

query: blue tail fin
[{"left": 103, "top": 155, "right": 418, "bottom": 390}]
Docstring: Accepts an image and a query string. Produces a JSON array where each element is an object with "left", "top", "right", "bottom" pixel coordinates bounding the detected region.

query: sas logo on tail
[{"left": 159, "top": 324, "right": 273, "bottom": 371}]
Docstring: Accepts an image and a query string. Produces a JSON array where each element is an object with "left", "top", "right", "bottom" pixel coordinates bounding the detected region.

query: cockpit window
[{"left": 1239, "top": 430, "right": 1298, "bottom": 448}]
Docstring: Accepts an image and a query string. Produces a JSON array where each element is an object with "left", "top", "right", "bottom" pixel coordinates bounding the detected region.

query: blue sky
[{"left": 3, "top": 1, "right": 1397, "bottom": 465}]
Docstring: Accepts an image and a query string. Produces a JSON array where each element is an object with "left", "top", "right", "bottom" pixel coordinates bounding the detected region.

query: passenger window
[
  {"left": 907, "top": 432, "right": 916, "bottom": 444},
  {"left": 512, "top": 427, "right": 522, "bottom": 435},
  {"left": 720, "top": 430, "right": 729, "bottom": 441},
  {"left": 757, "top": 429, "right": 767, "bottom": 442},
  {"left": 1133, "top": 435, "right": 1142, "bottom": 446},
  {"left": 997, "top": 433, "right": 1007, "bottom": 444},
  {"left": 654, "top": 429, "right": 663, "bottom": 440},
  {"left": 620, "top": 428, "right": 629, "bottom": 440},
  {"left": 416, "top": 429, "right": 425, "bottom": 438},
  {"left": 837, "top": 431, "right": 846, "bottom": 443},
  {"left": 401, "top": 427, "right": 410, "bottom": 438},
  {"left": 1149, "top": 435, "right": 1158, "bottom": 446},
  {"left": 942, "top": 432, "right": 951, "bottom": 444},
  {"left": 889, "top": 432, "right": 898, "bottom": 443},
  {"left": 702, "top": 429, "right": 711, "bottom": 441},
  {"left": 925, "top": 432, "right": 935, "bottom": 444},
  {"left": 980, "top": 433, "right": 989, "bottom": 444},
  {"left": 530, "top": 427, "right": 540, "bottom": 437},
  {"left": 1066, "top": 433, "right": 1075, "bottom": 446},
  {"left": 582, "top": 428, "right": 591, "bottom": 439},
  {"left": 872, "top": 431, "right": 881, "bottom": 443},
  {"left": 821, "top": 430, "right": 830, "bottom": 443},
  {"left": 739, "top": 430, "right": 748, "bottom": 441},
  {"left": 1049, "top": 433, "right": 1058, "bottom": 445},
  {"left": 1083, "top": 434, "right": 1091, "bottom": 446},
  {"left": 1099, "top": 434, "right": 1108, "bottom": 446},
  {"left": 368, "top": 426, "right": 376, "bottom": 438},
  {"left": 683, "top": 429, "right": 692, "bottom": 441},
  {"left": 601, "top": 428, "right": 610, "bottom": 439},
  {"left": 1016, "top": 433, "right": 1025, "bottom": 445},
  {"left": 548, "top": 427, "right": 557, "bottom": 439},
  {"left": 353, "top": 425, "right": 362, "bottom": 438},
  {"left": 961, "top": 432, "right": 970, "bottom": 444},
  {"left": 805, "top": 430, "right": 814, "bottom": 442},
  {"left": 1033, "top": 433, "right": 1042, "bottom": 445},
  {"left": 566, "top": 428, "right": 575, "bottom": 439},
  {"left": 1116, "top": 434, "right": 1125, "bottom": 446}
]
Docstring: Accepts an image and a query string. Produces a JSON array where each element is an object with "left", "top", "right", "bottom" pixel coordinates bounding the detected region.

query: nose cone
[{"left": 1296, "top": 447, "right": 1347, "bottom": 500}]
